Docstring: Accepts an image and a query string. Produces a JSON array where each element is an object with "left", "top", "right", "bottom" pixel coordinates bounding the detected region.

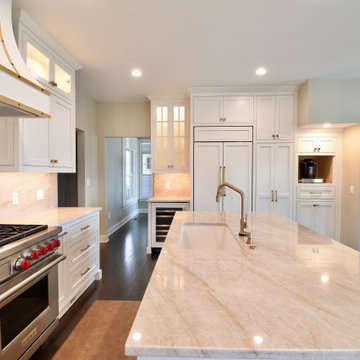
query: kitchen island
[{"left": 126, "top": 211, "right": 360, "bottom": 359}]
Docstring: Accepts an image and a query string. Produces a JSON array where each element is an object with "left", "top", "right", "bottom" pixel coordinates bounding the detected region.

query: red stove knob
[
  {"left": 15, "top": 258, "right": 31, "bottom": 271},
  {"left": 53, "top": 239, "right": 61, "bottom": 248},
  {"left": 39, "top": 246, "right": 47, "bottom": 255},
  {"left": 30, "top": 250, "right": 40, "bottom": 260},
  {"left": 46, "top": 242, "right": 55, "bottom": 252}
]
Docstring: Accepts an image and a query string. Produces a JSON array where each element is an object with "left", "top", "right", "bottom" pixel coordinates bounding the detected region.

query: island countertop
[{"left": 126, "top": 211, "right": 360, "bottom": 359}]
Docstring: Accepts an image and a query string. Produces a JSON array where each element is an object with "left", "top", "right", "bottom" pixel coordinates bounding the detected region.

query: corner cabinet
[{"left": 149, "top": 97, "right": 189, "bottom": 172}]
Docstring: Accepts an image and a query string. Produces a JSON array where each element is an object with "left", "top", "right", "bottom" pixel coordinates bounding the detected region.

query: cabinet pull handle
[
  {"left": 50, "top": 159, "right": 58, "bottom": 164},
  {"left": 271, "top": 190, "right": 274, "bottom": 202},
  {"left": 80, "top": 225, "right": 91, "bottom": 231},
  {"left": 223, "top": 166, "right": 226, "bottom": 196},
  {"left": 275, "top": 190, "right": 278, "bottom": 202},
  {"left": 309, "top": 191, "right": 321, "bottom": 194},
  {"left": 81, "top": 267, "right": 91, "bottom": 276},
  {"left": 58, "top": 231, "right": 68, "bottom": 237},
  {"left": 49, "top": 80, "right": 58, "bottom": 87},
  {"left": 223, "top": 117, "right": 226, "bottom": 121},
  {"left": 81, "top": 244, "right": 91, "bottom": 252}
]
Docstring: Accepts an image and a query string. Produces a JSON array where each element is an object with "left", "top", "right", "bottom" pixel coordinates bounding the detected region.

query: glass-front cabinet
[
  {"left": 20, "top": 30, "right": 75, "bottom": 102},
  {"left": 150, "top": 98, "right": 189, "bottom": 172}
]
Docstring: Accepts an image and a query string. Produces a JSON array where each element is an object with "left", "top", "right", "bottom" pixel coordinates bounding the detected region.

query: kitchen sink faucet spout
[{"left": 216, "top": 182, "right": 247, "bottom": 236}]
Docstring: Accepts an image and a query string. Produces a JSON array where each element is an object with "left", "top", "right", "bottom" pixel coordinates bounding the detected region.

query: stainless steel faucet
[{"left": 216, "top": 182, "right": 247, "bottom": 236}]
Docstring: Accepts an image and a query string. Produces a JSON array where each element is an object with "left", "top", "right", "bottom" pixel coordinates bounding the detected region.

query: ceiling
[{"left": 12, "top": 0, "right": 360, "bottom": 102}]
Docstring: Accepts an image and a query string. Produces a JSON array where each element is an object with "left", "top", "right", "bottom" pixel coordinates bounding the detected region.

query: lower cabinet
[
  {"left": 57, "top": 212, "right": 101, "bottom": 318},
  {"left": 147, "top": 201, "right": 189, "bottom": 253},
  {"left": 296, "top": 201, "right": 336, "bottom": 239}
]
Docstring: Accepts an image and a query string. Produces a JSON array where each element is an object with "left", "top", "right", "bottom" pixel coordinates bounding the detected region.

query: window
[
  {"left": 139, "top": 140, "right": 152, "bottom": 199},
  {"left": 123, "top": 148, "right": 137, "bottom": 205}
]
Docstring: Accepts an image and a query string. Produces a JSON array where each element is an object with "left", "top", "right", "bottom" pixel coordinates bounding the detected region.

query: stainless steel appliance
[{"left": 0, "top": 224, "right": 65, "bottom": 360}]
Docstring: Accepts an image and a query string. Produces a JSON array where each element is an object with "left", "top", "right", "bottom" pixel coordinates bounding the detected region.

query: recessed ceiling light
[
  {"left": 255, "top": 67, "right": 267, "bottom": 76},
  {"left": 131, "top": 69, "right": 142, "bottom": 77},
  {"left": 323, "top": 123, "right": 331, "bottom": 128}
]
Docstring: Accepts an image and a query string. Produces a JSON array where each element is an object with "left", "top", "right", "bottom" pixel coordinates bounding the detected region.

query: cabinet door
[
  {"left": 296, "top": 202, "right": 315, "bottom": 230},
  {"left": 0, "top": 119, "right": 14, "bottom": 166},
  {"left": 297, "top": 137, "right": 317, "bottom": 154},
  {"left": 317, "top": 137, "right": 336, "bottom": 154},
  {"left": 315, "top": 202, "right": 336, "bottom": 239},
  {"left": 193, "top": 97, "right": 223, "bottom": 124},
  {"left": 50, "top": 96, "right": 75, "bottom": 170},
  {"left": 172, "top": 105, "right": 188, "bottom": 171},
  {"left": 273, "top": 143, "right": 294, "bottom": 219},
  {"left": 58, "top": 227, "right": 69, "bottom": 317},
  {"left": 21, "top": 117, "right": 50, "bottom": 167},
  {"left": 256, "top": 96, "right": 276, "bottom": 140},
  {"left": 153, "top": 105, "right": 170, "bottom": 171},
  {"left": 276, "top": 95, "right": 295, "bottom": 140},
  {"left": 223, "top": 142, "right": 252, "bottom": 212},
  {"left": 255, "top": 143, "right": 273, "bottom": 211},
  {"left": 223, "top": 96, "right": 253, "bottom": 124},
  {"left": 194, "top": 142, "right": 223, "bottom": 211}
]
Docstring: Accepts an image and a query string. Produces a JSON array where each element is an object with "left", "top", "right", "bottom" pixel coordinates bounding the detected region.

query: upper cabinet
[
  {"left": 256, "top": 95, "right": 295, "bottom": 141},
  {"left": 297, "top": 135, "right": 337, "bottom": 155},
  {"left": 150, "top": 97, "right": 189, "bottom": 172},
  {"left": 20, "top": 30, "right": 75, "bottom": 103},
  {"left": 193, "top": 96, "right": 254, "bottom": 125}
]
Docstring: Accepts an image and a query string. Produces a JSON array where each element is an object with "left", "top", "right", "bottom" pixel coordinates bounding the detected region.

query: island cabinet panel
[
  {"left": 193, "top": 96, "right": 254, "bottom": 125},
  {"left": 256, "top": 95, "right": 295, "bottom": 141},
  {"left": 193, "top": 142, "right": 252, "bottom": 212},
  {"left": 296, "top": 201, "right": 336, "bottom": 239},
  {"left": 255, "top": 143, "right": 294, "bottom": 219}
]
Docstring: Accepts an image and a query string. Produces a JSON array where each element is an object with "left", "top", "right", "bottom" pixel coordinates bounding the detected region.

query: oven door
[{"left": 0, "top": 254, "right": 65, "bottom": 360}]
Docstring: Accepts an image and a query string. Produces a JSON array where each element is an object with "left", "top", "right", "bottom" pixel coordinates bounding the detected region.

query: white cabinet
[
  {"left": 256, "top": 95, "right": 295, "bottom": 141},
  {"left": 297, "top": 135, "right": 337, "bottom": 154},
  {"left": 193, "top": 142, "right": 252, "bottom": 212},
  {"left": 296, "top": 201, "right": 336, "bottom": 239},
  {"left": 255, "top": 143, "right": 294, "bottom": 219},
  {"left": 57, "top": 212, "right": 101, "bottom": 318},
  {"left": 148, "top": 202, "right": 189, "bottom": 252},
  {"left": 193, "top": 96, "right": 254, "bottom": 125},
  {"left": 0, "top": 119, "right": 15, "bottom": 167},
  {"left": 18, "top": 21, "right": 76, "bottom": 103},
  {"left": 150, "top": 99, "right": 189, "bottom": 172}
]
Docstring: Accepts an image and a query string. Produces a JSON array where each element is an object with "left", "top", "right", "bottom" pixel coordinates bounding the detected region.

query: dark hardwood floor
[{"left": 31, "top": 213, "right": 159, "bottom": 359}]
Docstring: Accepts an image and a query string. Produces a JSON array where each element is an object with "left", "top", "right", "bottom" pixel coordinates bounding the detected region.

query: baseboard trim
[{"left": 106, "top": 209, "right": 139, "bottom": 239}]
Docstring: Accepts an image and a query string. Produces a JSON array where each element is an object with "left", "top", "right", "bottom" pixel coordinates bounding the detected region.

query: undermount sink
[{"left": 178, "top": 223, "right": 240, "bottom": 252}]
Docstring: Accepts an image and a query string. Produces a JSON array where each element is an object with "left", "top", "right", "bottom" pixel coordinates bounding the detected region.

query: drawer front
[
  {"left": 296, "top": 185, "right": 336, "bottom": 199},
  {"left": 194, "top": 126, "right": 252, "bottom": 142},
  {"left": 69, "top": 250, "right": 97, "bottom": 298},
  {"left": 69, "top": 215, "right": 98, "bottom": 236}
]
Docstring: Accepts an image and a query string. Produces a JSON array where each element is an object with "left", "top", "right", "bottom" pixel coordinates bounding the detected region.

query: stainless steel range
[{"left": 0, "top": 224, "right": 65, "bottom": 360}]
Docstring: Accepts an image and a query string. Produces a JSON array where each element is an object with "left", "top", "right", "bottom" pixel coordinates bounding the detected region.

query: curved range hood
[{"left": 0, "top": 0, "right": 50, "bottom": 118}]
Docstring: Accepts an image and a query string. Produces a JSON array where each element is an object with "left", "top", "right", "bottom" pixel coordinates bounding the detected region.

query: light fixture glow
[
  {"left": 133, "top": 332, "right": 142, "bottom": 341},
  {"left": 254, "top": 335, "right": 263, "bottom": 344},
  {"left": 255, "top": 67, "right": 267, "bottom": 76},
  {"left": 321, "top": 274, "right": 329, "bottom": 283},
  {"left": 131, "top": 69, "right": 142, "bottom": 77},
  {"left": 323, "top": 123, "right": 331, "bottom": 128}
]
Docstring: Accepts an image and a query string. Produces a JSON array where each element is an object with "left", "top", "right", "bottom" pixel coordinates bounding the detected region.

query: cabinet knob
[
  {"left": 276, "top": 134, "right": 279, "bottom": 138},
  {"left": 49, "top": 80, "right": 58, "bottom": 87},
  {"left": 313, "top": 147, "right": 317, "bottom": 152},
  {"left": 50, "top": 159, "right": 58, "bottom": 164},
  {"left": 272, "top": 134, "right": 275, "bottom": 138},
  {"left": 318, "top": 147, "right": 321, "bottom": 152}
]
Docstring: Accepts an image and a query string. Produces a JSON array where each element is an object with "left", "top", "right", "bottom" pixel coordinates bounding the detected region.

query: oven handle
[{"left": 0, "top": 254, "right": 66, "bottom": 304}]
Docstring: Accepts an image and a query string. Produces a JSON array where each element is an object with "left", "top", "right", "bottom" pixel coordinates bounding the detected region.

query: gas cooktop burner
[{"left": 0, "top": 224, "right": 48, "bottom": 247}]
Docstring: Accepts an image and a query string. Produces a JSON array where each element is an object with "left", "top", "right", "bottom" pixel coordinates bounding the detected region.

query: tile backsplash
[
  {"left": 153, "top": 172, "right": 190, "bottom": 197},
  {"left": 0, "top": 173, "right": 57, "bottom": 221}
]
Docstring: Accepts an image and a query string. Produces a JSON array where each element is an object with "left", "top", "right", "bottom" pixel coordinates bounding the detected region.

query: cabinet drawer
[
  {"left": 194, "top": 126, "right": 252, "bottom": 142},
  {"left": 69, "top": 250, "right": 97, "bottom": 298},
  {"left": 297, "top": 185, "right": 336, "bottom": 199}
]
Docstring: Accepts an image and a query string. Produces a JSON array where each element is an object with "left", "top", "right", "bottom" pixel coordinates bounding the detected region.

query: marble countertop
[
  {"left": 126, "top": 211, "right": 360, "bottom": 359},
  {"left": 1, "top": 207, "right": 101, "bottom": 226},
  {"left": 147, "top": 196, "right": 190, "bottom": 203}
]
